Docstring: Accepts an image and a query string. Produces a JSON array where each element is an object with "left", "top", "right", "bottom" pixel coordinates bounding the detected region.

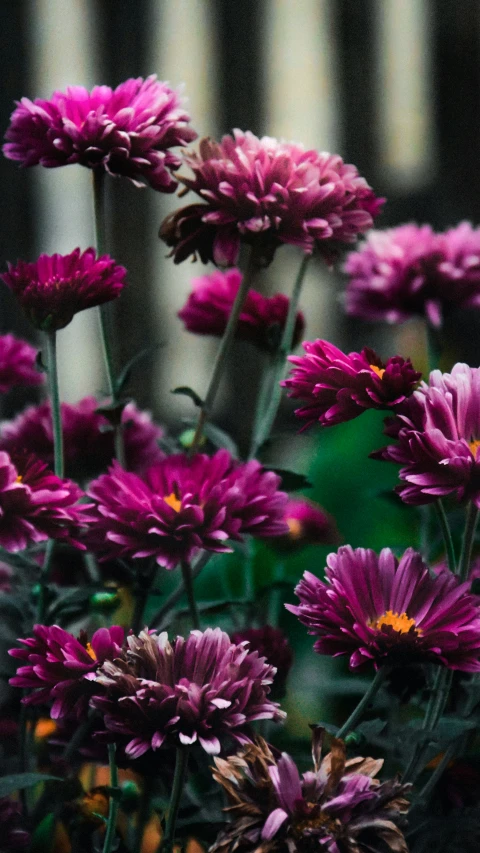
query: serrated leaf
[
  {"left": 0, "top": 772, "right": 61, "bottom": 798},
  {"left": 171, "top": 386, "right": 204, "bottom": 407},
  {"left": 268, "top": 468, "right": 312, "bottom": 491}
]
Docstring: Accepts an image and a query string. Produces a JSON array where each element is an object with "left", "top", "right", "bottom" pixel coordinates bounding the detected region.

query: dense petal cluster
[
  {"left": 178, "top": 267, "right": 305, "bottom": 350},
  {"left": 3, "top": 75, "right": 197, "bottom": 191},
  {"left": 231, "top": 626, "right": 293, "bottom": 693},
  {"left": 274, "top": 496, "right": 340, "bottom": 550},
  {"left": 0, "top": 798, "right": 30, "bottom": 851},
  {"left": 9, "top": 625, "right": 124, "bottom": 720},
  {"left": 159, "top": 130, "right": 383, "bottom": 266},
  {"left": 86, "top": 449, "right": 288, "bottom": 569},
  {"left": 375, "top": 364, "right": 480, "bottom": 507},
  {"left": 92, "top": 627, "right": 285, "bottom": 757},
  {"left": 0, "top": 334, "right": 43, "bottom": 392},
  {"left": 2, "top": 248, "right": 127, "bottom": 331},
  {"left": 287, "top": 546, "right": 480, "bottom": 670},
  {"left": 344, "top": 221, "right": 480, "bottom": 327},
  {"left": 282, "top": 340, "right": 420, "bottom": 429},
  {"left": 211, "top": 730, "right": 409, "bottom": 853},
  {"left": 0, "top": 451, "right": 88, "bottom": 550},
  {"left": 0, "top": 396, "right": 163, "bottom": 479}
]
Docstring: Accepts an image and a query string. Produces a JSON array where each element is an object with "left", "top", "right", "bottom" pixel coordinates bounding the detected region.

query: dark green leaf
[
  {"left": 268, "top": 468, "right": 312, "bottom": 491},
  {"left": 30, "top": 813, "right": 56, "bottom": 853},
  {"left": 203, "top": 422, "right": 239, "bottom": 456},
  {"left": 0, "top": 772, "right": 62, "bottom": 798},
  {"left": 116, "top": 346, "right": 158, "bottom": 395},
  {"left": 35, "top": 351, "right": 47, "bottom": 374},
  {"left": 171, "top": 386, "right": 204, "bottom": 407}
]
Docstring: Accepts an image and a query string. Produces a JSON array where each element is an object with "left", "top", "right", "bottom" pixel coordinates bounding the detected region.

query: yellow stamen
[
  {"left": 287, "top": 518, "right": 303, "bottom": 540},
  {"left": 370, "top": 610, "right": 420, "bottom": 634},
  {"left": 85, "top": 642, "right": 97, "bottom": 661},
  {"left": 469, "top": 439, "right": 480, "bottom": 458},
  {"left": 163, "top": 492, "right": 182, "bottom": 513},
  {"left": 370, "top": 364, "right": 385, "bottom": 379},
  {"left": 15, "top": 475, "right": 22, "bottom": 483}
]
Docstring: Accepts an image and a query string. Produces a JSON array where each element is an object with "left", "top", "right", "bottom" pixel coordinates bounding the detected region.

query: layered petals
[{"left": 0, "top": 334, "right": 43, "bottom": 392}]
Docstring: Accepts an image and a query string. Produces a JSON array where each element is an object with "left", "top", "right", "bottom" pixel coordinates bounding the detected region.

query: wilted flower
[
  {"left": 231, "top": 626, "right": 293, "bottom": 693},
  {"left": 0, "top": 334, "right": 43, "bottom": 392},
  {"left": 282, "top": 340, "right": 420, "bottom": 429},
  {"left": 160, "top": 130, "right": 383, "bottom": 266},
  {"left": 374, "top": 364, "right": 480, "bottom": 507},
  {"left": 86, "top": 449, "right": 288, "bottom": 570},
  {"left": 0, "top": 396, "right": 163, "bottom": 479},
  {"left": 287, "top": 545, "right": 480, "bottom": 671},
  {"left": 2, "top": 248, "right": 127, "bottom": 331},
  {"left": 3, "top": 75, "right": 197, "bottom": 191},
  {"left": 211, "top": 729, "right": 409, "bottom": 853},
  {"left": 178, "top": 267, "right": 305, "bottom": 350},
  {"left": 0, "top": 798, "right": 30, "bottom": 851},
  {"left": 9, "top": 624, "right": 124, "bottom": 720},
  {"left": 273, "top": 497, "right": 340, "bottom": 551},
  {"left": 344, "top": 221, "right": 480, "bottom": 327}
]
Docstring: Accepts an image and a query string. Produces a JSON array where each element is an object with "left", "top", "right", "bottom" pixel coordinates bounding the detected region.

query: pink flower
[
  {"left": 178, "top": 267, "right": 305, "bottom": 350},
  {"left": 282, "top": 339, "right": 420, "bottom": 429},
  {"left": 2, "top": 248, "right": 127, "bottom": 331},
  {"left": 3, "top": 76, "right": 198, "bottom": 191},
  {"left": 160, "top": 130, "right": 383, "bottom": 266},
  {"left": 0, "top": 334, "right": 43, "bottom": 392},
  {"left": 231, "top": 626, "right": 293, "bottom": 692},
  {"left": 274, "top": 497, "right": 340, "bottom": 550}
]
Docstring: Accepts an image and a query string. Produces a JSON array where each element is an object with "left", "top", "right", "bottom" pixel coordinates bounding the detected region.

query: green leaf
[
  {"left": 0, "top": 772, "right": 61, "bottom": 798},
  {"left": 30, "top": 813, "right": 56, "bottom": 853},
  {"left": 171, "top": 386, "right": 204, "bottom": 407},
  {"left": 268, "top": 468, "right": 312, "bottom": 491},
  {"left": 203, "top": 422, "right": 239, "bottom": 456},
  {"left": 116, "top": 346, "right": 158, "bottom": 395}
]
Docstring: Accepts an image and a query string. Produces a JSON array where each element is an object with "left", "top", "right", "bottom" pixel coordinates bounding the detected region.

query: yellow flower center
[
  {"left": 370, "top": 364, "right": 385, "bottom": 379},
  {"left": 287, "top": 518, "right": 303, "bottom": 540},
  {"left": 370, "top": 610, "right": 420, "bottom": 634},
  {"left": 15, "top": 475, "right": 23, "bottom": 483},
  {"left": 469, "top": 439, "right": 480, "bottom": 458},
  {"left": 85, "top": 642, "right": 97, "bottom": 661},
  {"left": 163, "top": 492, "right": 182, "bottom": 513}
]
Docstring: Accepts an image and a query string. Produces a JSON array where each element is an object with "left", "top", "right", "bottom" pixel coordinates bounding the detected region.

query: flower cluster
[{"left": 0, "top": 334, "right": 43, "bottom": 392}]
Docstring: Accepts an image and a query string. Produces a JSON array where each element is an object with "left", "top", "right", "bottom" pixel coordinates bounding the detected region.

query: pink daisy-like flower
[
  {"left": 287, "top": 545, "right": 480, "bottom": 671},
  {"left": 0, "top": 334, "right": 43, "bottom": 392},
  {"left": 374, "top": 363, "right": 480, "bottom": 507},
  {"left": 159, "top": 130, "right": 383, "bottom": 267},
  {"left": 231, "top": 626, "right": 293, "bottom": 693},
  {"left": 2, "top": 248, "right": 127, "bottom": 331},
  {"left": 344, "top": 221, "right": 480, "bottom": 327},
  {"left": 178, "top": 267, "right": 305, "bottom": 351},
  {"left": 282, "top": 339, "right": 420, "bottom": 430},
  {"left": 0, "top": 451, "right": 89, "bottom": 551},
  {"left": 9, "top": 624, "right": 124, "bottom": 720},
  {"left": 86, "top": 450, "right": 288, "bottom": 570},
  {"left": 92, "top": 627, "right": 285, "bottom": 757},
  {"left": 273, "top": 496, "right": 340, "bottom": 551},
  {"left": 0, "top": 396, "right": 163, "bottom": 479},
  {"left": 3, "top": 75, "right": 197, "bottom": 191},
  {"left": 211, "top": 731, "right": 409, "bottom": 853}
]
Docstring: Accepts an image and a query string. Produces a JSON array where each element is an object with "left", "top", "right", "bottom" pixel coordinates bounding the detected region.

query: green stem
[
  {"left": 181, "top": 560, "right": 200, "bottom": 630},
  {"left": 160, "top": 747, "right": 189, "bottom": 853},
  {"left": 150, "top": 552, "right": 211, "bottom": 629},
  {"left": 132, "top": 565, "right": 157, "bottom": 634},
  {"left": 36, "top": 538, "right": 56, "bottom": 623},
  {"left": 45, "top": 331, "right": 63, "bottom": 478},
  {"left": 426, "top": 324, "right": 442, "bottom": 372},
  {"left": 189, "top": 247, "right": 260, "bottom": 455},
  {"left": 457, "top": 502, "right": 479, "bottom": 581},
  {"left": 434, "top": 500, "right": 456, "bottom": 574},
  {"left": 134, "top": 778, "right": 152, "bottom": 853},
  {"left": 249, "top": 253, "right": 310, "bottom": 458},
  {"left": 403, "top": 667, "right": 453, "bottom": 784},
  {"left": 416, "top": 740, "right": 456, "bottom": 805},
  {"left": 336, "top": 668, "right": 386, "bottom": 740},
  {"left": 102, "top": 743, "right": 119, "bottom": 853}
]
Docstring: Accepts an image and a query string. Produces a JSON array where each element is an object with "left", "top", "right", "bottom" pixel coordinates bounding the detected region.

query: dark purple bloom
[
  {"left": 282, "top": 339, "right": 420, "bottom": 429},
  {"left": 0, "top": 334, "right": 43, "bottom": 392},
  {"left": 86, "top": 450, "right": 288, "bottom": 570},
  {"left": 178, "top": 267, "right": 305, "bottom": 350},
  {"left": 92, "top": 627, "right": 285, "bottom": 757},
  {"left": 0, "top": 798, "right": 30, "bottom": 851},
  {"left": 2, "top": 248, "right": 127, "bottom": 331},
  {"left": 287, "top": 545, "right": 480, "bottom": 671},
  {"left": 9, "top": 624, "right": 124, "bottom": 720},
  {"left": 211, "top": 729, "right": 409, "bottom": 853},
  {"left": 374, "top": 364, "right": 480, "bottom": 507},
  {"left": 273, "top": 497, "right": 340, "bottom": 550},
  {"left": 231, "top": 626, "right": 293, "bottom": 693},
  {"left": 0, "top": 396, "right": 164, "bottom": 479},
  {"left": 3, "top": 76, "right": 197, "bottom": 191},
  {"left": 160, "top": 131, "right": 383, "bottom": 267}
]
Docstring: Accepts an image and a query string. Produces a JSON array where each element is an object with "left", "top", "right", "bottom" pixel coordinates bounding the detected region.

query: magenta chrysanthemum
[
  {"left": 344, "top": 221, "right": 480, "bottom": 327},
  {"left": 287, "top": 545, "right": 480, "bottom": 671},
  {"left": 231, "top": 626, "right": 293, "bottom": 692},
  {"left": 282, "top": 340, "right": 420, "bottom": 429},
  {"left": 374, "top": 364, "right": 480, "bottom": 507},
  {"left": 211, "top": 731, "right": 409, "bottom": 853},
  {"left": 2, "top": 248, "right": 127, "bottom": 331},
  {"left": 9, "top": 624, "right": 124, "bottom": 720},
  {"left": 92, "top": 627, "right": 285, "bottom": 757},
  {"left": 178, "top": 267, "right": 305, "bottom": 350},
  {"left": 159, "top": 131, "right": 383, "bottom": 267},
  {"left": 274, "top": 496, "right": 340, "bottom": 550},
  {"left": 3, "top": 75, "right": 198, "bottom": 191},
  {"left": 0, "top": 451, "right": 88, "bottom": 551},
  {"left": 86, "top": 449, "right": 288, "bottom": 570},
  {"left": 0, "top": 396, "right": 163, "bottom": 479},
  {"left": 0, "top": 334, "right": 43, "bottom": 392}
]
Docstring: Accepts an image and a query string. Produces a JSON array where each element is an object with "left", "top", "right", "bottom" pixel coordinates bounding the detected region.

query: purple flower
[
  {"left": 211, "top": 729, "right": 409, "bottom": 853},
  {"left": 282, "top": 339, "right": 421, "bottom": 429},
  {"left": 86, "top": 450, "right": 288, "bottom": 570},
  {"left": 92, "top": 627, "right": 285, "bottom": 757},
  {"left": 159, "top": 131, "right": 383, "bottom": 267},
  {"left": 9, "top": 624, "right": 124, "bottom": 720},
  {"left": 3, "top": 76, "right": 197, "bottom": 191},
  {"left": 0, "top": 798, "right": 30, "bottom": 851},
  {"left": 0, "top": 451, "right": 89, "bottom": 551},
  {"left": 344, "top": 221, "right": 480, "bottom": 327},
  {"left": 178, "top": 267, "right": 305, "bottom": 350},
  {"left": 2, "top": 248, "right": 127, "bottom": 331},
  {"left": 287, "top": 545, "right": 480, "bottom": 671},
  {"left": 374, "top": 364, "right": 480, "bottom": 507},
  {"left": 273, "top": 497, "right": 340, "bottom": 551},
  {"left": 0, "top": 396, "right": 164, "bottom": 479},
  {"left": 0, "top": 334, "right": 43, "bottom": 392},
  {"left": 231, "top": 626, "right": 293, "bottom": 693}
]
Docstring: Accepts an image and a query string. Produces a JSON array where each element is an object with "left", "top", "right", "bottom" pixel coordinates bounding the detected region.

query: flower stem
[
  {"left": 181, "top": 560, "right": 201, "bottom": 630},
  {"left": 45, "top": 331, "right": 64, "bottom": 478},
  {"left": 102, "top": 743, "right": 119, "bottom": 853},
  {"left": 132, "top": 564, "right": 157, "bottom": 634},
  {"left": 150, "top": 552, "right": 211, "bottom": 629},
  {"left": 434, "top": 500, "right": 457, "bottom": 573},
  {"left": 249, "top": 253, "right": 310, "bottom": 458},
  {"left": 189, "top": 247, "right": 260, "bottom": 455},
  {"left": 36, "top": 537, "right": 56, "bottom": 623},
  {"left": 457, "top": 501, "right": 479, "bottom": 581},
  {"left": 160, "top": 747, "right": 189, "bottom": 853},
  {"left": 336, "top": 667, "right": 386, "bottom": 739}
]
